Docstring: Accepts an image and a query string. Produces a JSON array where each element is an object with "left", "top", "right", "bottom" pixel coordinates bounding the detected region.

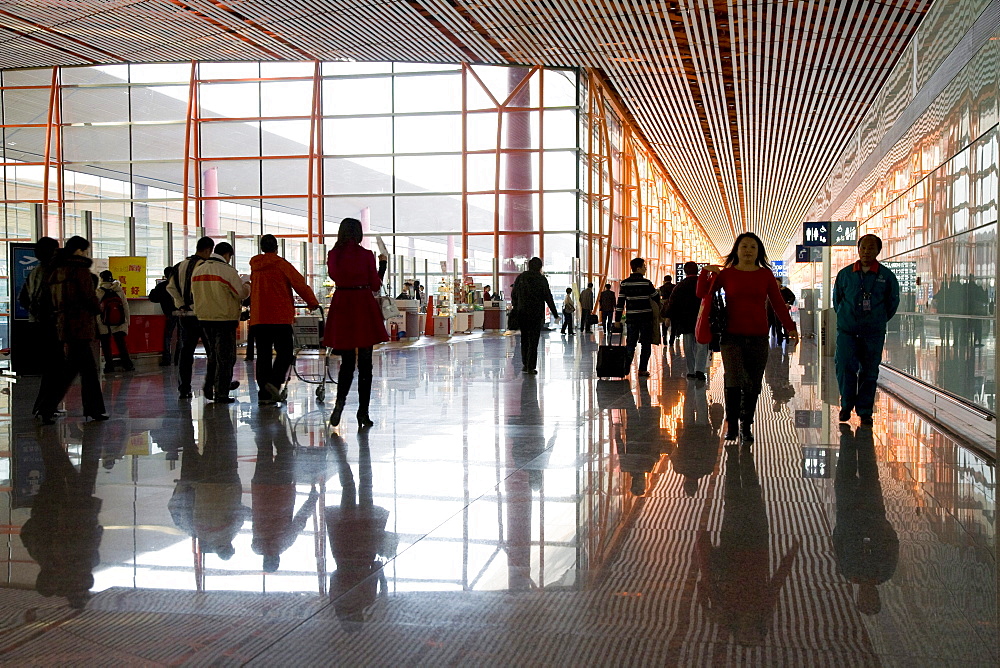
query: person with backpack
[
  {"left": 167, "top": 236, "right": 216, "bottom": 400},
  {"left": 35, "top": 236, "right": 108, "bottom": 424},
  {"left": 96, "top": 270, "right": 133, "bottom": 373},
  {"left": 148, "top": 266, "right": 178, "bottom": 366}
]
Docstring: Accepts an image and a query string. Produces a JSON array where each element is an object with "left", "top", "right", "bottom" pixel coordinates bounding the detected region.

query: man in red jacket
[{"left": 249, "top": 234, "right": 321, "bottom": 404}]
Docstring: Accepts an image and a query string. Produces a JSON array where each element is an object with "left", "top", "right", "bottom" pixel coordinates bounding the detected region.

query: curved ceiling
[{"left": 0, "top": 0, "right": 934, "bottom": 255}]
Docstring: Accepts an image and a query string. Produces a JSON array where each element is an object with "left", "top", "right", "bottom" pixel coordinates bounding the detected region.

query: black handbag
[
  {"left": 708, "top": 291, "right": 726, "bottom": 352},
  {"left": 507, "top": 308, "right": 520, "bottom": 331}
]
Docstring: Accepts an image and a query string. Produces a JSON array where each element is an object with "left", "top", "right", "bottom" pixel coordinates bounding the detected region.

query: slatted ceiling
[{"left": 0, "top": 0, "right": 932, "bottom": 254}]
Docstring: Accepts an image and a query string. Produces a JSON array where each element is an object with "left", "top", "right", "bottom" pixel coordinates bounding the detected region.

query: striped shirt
[{"left": 615, "top": 272, "right": 660, "bottom": 324}]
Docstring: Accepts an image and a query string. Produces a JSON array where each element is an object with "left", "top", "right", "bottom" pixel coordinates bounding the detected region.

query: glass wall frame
[{"left": 0, "top": 59, "right": 718, "bottom": 329}]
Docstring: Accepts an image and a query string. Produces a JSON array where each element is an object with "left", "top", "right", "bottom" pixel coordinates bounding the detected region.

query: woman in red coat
[{"left": 324, "top": 218, "right": 388, "bottom": 429}]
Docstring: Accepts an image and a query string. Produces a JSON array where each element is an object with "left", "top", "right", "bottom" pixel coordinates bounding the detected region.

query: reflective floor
[{"left": 0, "top": 331, "right": 995, "bottom": 665}]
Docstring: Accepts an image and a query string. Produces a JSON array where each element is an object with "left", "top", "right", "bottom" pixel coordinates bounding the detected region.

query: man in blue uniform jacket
[{"left": 833, "top": 234, "right": 900, "bottom": 426}]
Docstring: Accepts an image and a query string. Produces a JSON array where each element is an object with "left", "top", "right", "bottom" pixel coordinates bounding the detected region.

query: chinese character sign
[{"left": 108, "top": 256, "right": 147, "bottom": 297}]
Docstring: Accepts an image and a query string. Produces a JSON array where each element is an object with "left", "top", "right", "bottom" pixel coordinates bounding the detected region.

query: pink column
[
  {"left": 202, "top": 167, "right": 219, "bottom": 237},
  {"left": 502, "top": 67, "right": 535, "bottom": 278}
]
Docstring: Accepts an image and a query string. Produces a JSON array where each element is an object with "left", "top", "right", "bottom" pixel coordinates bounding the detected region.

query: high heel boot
[
  {"left": 357, "top": 371, "right": 374, "bottom": 430},
  {"left": 330, "top": 400, "right": 346, "bottom": 427},
  {"left": 724, "top": 387, "right": 741, "bottom": 440},
  {"left": 330, "top": 362, "right": 354, "bottom": 427}
]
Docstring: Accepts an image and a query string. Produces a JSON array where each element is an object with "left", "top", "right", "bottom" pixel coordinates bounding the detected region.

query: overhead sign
[
  {"left": 803, "top": 222, "right": 830, "bottom": 247},
  {"left": 771, "top": 260, "right": 787, "bottom": 278},
  {"left": 831, "top": 221, "right": 858, "bottom": 246},
  {"left": 674, "top": 262, "right": 708, "bottom": 283},
  {"left": 795, "top": 245, "right": 822, "bottom": 263}
]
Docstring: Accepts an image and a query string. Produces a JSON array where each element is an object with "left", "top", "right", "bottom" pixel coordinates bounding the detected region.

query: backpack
[
  {"left": 148, "top": 281, "right": 167, "bottom": 304},
  {"left": 100, "top": 287, "right": 126, "bottom": 327}
]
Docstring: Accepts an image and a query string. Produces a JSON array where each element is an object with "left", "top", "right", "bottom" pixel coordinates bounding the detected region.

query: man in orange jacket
[{"left": 248, "top": 235, "right": 321, "bottom": 404}]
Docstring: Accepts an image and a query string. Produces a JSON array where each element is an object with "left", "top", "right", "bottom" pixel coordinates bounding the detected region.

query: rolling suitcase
[{"left": 596, "top": 329, "right": 629, "bottom": 378}]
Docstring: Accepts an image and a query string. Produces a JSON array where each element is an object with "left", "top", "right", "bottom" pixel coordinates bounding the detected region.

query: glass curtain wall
[
  {"left": 797, "top": 0, "right": 998, "bottom": 414},
  {"left": 0, "top": 60, "right": 717, "bottom": 342},
  {"left": 580, "top": 72, "right": 717, "bottom": 290}
]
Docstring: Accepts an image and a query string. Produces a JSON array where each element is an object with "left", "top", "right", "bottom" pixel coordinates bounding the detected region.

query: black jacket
[{"left": 665, "top": 275, "right": 700, "bottom": 334}]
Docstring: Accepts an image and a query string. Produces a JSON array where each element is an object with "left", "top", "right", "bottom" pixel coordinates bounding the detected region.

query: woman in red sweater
[
  {"left": 699, "top": 232, "right": 798, "bottom": 444},
  {"left": 324, "top": 218, "right": 388, "bottom": 429}
]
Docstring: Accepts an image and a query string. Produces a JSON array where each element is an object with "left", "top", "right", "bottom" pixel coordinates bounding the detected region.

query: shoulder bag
[{"left": 377, "top": 286, "right": 401, "bottom": 320}]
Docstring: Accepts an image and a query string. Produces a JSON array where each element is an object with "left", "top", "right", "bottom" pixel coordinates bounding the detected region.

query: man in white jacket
[{"left": 192, "top": 242, "right": 250, "bottom": 403}]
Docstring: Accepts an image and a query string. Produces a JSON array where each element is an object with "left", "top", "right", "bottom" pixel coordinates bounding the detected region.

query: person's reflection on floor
[
  {"left": 764, "top": 339, "right": 795, "bottom": 412},
  {"left": 168, "top": 403, "right": 249, "bottom": 561},
  {"left": 251, "top": 407, "right": 319, "bottom": 573},
  {"left": 672, "top": 379, "right": 720, "bottom": 497},
  {"left": 619, "top": 381, "right": 665, "bottom": 496},
  {"left": 510, "top": 374, "right": 551, "bottom": 492},
  {"left": 834, "top": 423, "right": 899, "bottom": 615},
  {"left": 21, "top": 423, "right": 105, "bottom": 609},
  {"left": 696, "top": 444, "right": 800, "bottom": 644},
  {"left": 326, "top": 431, "right": 396, "bottom": 628},
  {"left": 99, "top": 374, "right": 133, "bottom": 470},
  {"left": 151, "top": 399, "right": 195, "bottom": 463}
]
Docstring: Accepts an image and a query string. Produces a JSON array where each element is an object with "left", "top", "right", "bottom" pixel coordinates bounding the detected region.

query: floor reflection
[
  {"left": 834, "top": 423, "right": 899, "bottom": 617},
  {"left": 0, "top": 332, "right": 994, "bottom": 664},
  {"left": 697, "top": 443, "right": 800, "bottom": 644}
]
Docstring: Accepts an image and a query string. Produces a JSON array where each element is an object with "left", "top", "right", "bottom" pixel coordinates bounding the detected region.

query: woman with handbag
[
  {"left": 324, "top": 218, "right": 388, "bottom": 429},
  {"left": 699, "top": 232, "right": 798, "bottom": 444}
]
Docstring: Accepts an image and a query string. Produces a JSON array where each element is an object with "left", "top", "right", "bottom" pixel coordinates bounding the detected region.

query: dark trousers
[
  {"left": 201, "top": 321, "right": 238, "bottom": 399},
  {"left": 38, "top": 340, "right": 105, "bottom": 417},
  {"left": 520, "top": 321, "right": 543, "bottom": 370},
  {"left": 580, "top": 310, "right": 593, "bottom": 332},
  {"left": 33, "top": 325, "right": 65, "bottom": 415},
  {"left": 99, "top": 331, "right": 133, "bottom": 370},
  {"left": 720, "top": 334, "right": 769, "bottom": 426},
  {"left": 178, "top": 317, "right": 207, "bottom": 393},
  {"left": 245, "top": 325, "right": 256, "bottom": 360},
  {"left": 162, "top": 314, "right": 178, "bottom": 363},
  {"left": 835, "top": 331, "right": 885, "bottom": 417},
  {"left": 252, "top": 324, "right": 294, "bottom": 397},
  {"left": 601, "top": 310, "right": 614, "bottom": 332},
  {"left": 626, "top": 319, "right": 653, "bottom": 373},
  {"left": 561, "top": 311, "right": 574, "bottom": 334},
  {"left": 336, "top": 346, "right": 374, "bottom": 413}
]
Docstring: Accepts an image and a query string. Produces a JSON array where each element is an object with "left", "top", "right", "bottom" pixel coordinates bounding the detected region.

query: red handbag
[{"left": 695, "top": 273, "right": 717, "bottom": 345}]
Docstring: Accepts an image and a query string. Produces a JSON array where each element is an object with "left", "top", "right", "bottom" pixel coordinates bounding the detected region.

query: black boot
[
  {"left": 331, "top": 362, "right": 355, "bottom": 427},
  {"left": 740, "top": 390, "right": 760, "bottom": 444},
  {"left": 357, "top": 372, "right": 374, "bottom": 430},
  {"left": 724, "top": 387, "right": 741, "bottom": 440}
]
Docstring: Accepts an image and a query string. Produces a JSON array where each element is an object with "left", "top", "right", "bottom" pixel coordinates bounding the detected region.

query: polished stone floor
[{"left": 0, "top": 330, "right": 995, "bottom": 666}]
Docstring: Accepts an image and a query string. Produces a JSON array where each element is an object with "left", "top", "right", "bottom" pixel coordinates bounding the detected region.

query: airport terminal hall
[{"left": 0, "top": 1, "right": 997, "bottom": 665}]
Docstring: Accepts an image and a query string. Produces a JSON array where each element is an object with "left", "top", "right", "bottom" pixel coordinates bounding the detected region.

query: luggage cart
[{"left": 287, "top": 305, "right": 337, "bottom": 403}]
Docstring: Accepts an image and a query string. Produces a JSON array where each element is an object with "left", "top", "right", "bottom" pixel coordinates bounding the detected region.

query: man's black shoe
[
  {"left": 859, "top": 415, "right": 874, "bottom": 427},
  {"left": 838, "top": 409, "right": 851, "bottom": 422}
]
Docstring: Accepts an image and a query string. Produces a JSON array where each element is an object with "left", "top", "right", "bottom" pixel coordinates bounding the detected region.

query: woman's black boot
[
  {"left": 724, "top": 387, "right": 741, "bottom": 440},
  {"left": 357, "top": 371, "right": 373, "bottom": 430},
  {"left": 330, "top": 400, "right": 345, "bottom": 427},
  {"left": 740, "top": 390, "right": 760, "bottom": 445}
]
